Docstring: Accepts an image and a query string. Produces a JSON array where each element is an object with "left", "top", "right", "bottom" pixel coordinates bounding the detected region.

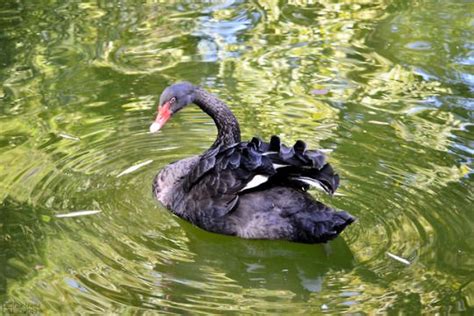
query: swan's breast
[{"left": 152, "top": 156, "right": 200, "bottom": 207}]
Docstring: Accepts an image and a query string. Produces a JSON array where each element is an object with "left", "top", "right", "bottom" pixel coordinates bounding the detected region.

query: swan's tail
[{"left": 289, "top": 202, "right": 355, "bottom": 243}]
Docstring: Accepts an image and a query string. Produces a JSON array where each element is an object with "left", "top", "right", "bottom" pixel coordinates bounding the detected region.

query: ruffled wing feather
[{"left": 176, "top": 136, "right": 340, "bottom": 222}]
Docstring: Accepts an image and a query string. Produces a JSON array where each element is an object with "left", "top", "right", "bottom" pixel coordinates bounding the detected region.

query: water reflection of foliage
[
  {"left": 0, "top": 0, "right": 473, "bottom": 314},
  {"left": 0, "top": 198, "right": 48, "bottom": 305}
]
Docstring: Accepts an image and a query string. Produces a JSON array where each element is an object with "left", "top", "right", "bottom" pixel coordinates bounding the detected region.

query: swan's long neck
[{"left": 193, "top": 87, "right": 241, "bottom": 148}]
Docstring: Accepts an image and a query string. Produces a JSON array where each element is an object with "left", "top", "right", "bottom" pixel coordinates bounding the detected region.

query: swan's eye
[{"left": 169, "top": 97, "right": 176, "bottom": 104}]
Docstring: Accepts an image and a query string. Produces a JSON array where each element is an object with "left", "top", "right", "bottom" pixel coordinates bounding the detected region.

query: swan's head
[{"left": 150, "top": 82, "right": 196, "bottom": 133}]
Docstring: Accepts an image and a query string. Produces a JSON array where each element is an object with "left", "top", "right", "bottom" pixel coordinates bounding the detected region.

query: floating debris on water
[
  {"left": 311, "top": 89, "right": 329, "bottom": 95},
  {"left": 117, "top": 159, "right": 153, "bottom": 178},
  {"left": 58, "top": 133, "right": 80, "bottom": 141},
  {"left": 367, "top": 120, "right": 390, "bottom": 125},
  {"left": 319, "top": 148, "right": 333, "bottom": 153},
  {"left": 55, "top": 210, "right": 102, "bottom": 218},
  {"left": 387, "top": 252, "right": 411, "bottom": 265}
]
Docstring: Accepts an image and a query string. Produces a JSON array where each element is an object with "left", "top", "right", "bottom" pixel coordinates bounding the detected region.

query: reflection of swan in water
[{"left": 159, "top": 219, "right": 355, "bottom": 297}]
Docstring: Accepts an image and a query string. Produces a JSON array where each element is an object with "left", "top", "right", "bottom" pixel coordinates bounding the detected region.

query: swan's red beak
[{"left": 149, "top": 101, "right": 172, "bottom": 133}]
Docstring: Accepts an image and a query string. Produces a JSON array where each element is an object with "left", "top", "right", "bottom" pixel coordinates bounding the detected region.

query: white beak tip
[{"left": 149, "top": 122, "right": 162, "bottom": 133}]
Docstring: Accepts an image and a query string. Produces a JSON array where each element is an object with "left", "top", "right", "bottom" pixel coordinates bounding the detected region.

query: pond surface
[{"left": 1, "top": 1, "right": 473, "bottom": 314}]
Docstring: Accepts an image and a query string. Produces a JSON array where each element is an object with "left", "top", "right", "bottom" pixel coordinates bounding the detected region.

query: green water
[{"left": 1, "top": 1, "right": 473, "bottom": 314}]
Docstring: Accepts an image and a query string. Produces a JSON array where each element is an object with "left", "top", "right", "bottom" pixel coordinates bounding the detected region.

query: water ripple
[{"left": 1, "top": 0, "right": 472, "bottom": 314}]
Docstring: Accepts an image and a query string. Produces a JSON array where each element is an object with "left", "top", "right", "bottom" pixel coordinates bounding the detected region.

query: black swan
[{"left": 150, "top": 82, "right": 355, "bottom": 243}]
